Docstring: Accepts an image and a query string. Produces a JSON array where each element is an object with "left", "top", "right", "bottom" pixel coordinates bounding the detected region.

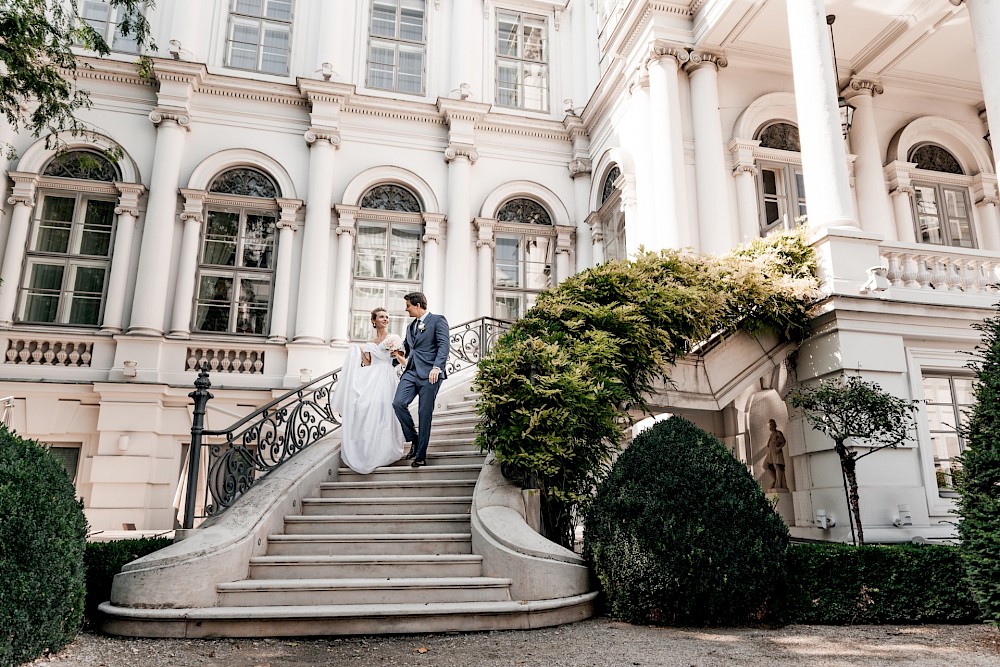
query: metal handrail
[{"left": 183, "top": 317, "right": 512, "bottom": 529}]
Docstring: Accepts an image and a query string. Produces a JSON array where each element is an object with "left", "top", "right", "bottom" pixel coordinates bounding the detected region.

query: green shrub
[
  {"left": 958, "top": 309, "right": 1000, "bottom": 625},
  {"left": 476, "top": 231, "right": 818, "bottom": 547},
  {"left": 0, "top": 427, "right": 88, "bottom": 667},
  {"left": 584, "top": 417, "right": 790, "bottom": 626},
  {"left": 84, "top": 537, "right": 172, "bottom": 626},
  {"left": 780, "top": 543, "right": 980, "bottom": 624}
]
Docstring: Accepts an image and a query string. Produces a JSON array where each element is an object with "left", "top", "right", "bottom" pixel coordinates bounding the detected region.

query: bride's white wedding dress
[{"left": 332, "top": 341, "right": 405, "bottom": 474}]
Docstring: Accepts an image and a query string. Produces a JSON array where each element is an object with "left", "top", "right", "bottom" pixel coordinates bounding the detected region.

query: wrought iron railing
[{"left": 182, "top": 317, "right": 512, "bottom": 529}]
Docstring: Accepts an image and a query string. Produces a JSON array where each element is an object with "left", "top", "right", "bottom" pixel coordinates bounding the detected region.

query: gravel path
[{"left": 28, "top": 618, "right": 1000, "bottom": 667}]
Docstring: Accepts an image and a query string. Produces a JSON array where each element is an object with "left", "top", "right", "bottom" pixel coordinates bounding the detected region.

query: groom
[{"left": 392, "top": 292, "right": 449, "bottom": 467}]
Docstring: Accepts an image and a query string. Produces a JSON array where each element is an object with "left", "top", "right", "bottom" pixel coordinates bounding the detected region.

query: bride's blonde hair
[{"left": 370, "top": 307, "right": 388, "bottom": 327}]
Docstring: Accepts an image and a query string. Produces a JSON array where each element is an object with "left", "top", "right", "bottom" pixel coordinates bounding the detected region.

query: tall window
[
  {"left": 493, "top": 198, "right": 553, "bottom": 320},
  {"left": 755, "top": 122, "right": 806, "bottom": 235},
  {"left": 909, "top": 144, "right": 975, "bottom": 248},
  {"left": 496, "top": 11, "right": 548, "bottom": 112},
  {"left": 18, "top": 151, "right": 120, "bottom": 326},
  {"left": 351, "top": 185, "right": 423, "bottom": 340},
  {"left": 367, "top": 0, "right": 426, "bottom": 95},
  {"left": 79, "top": 0, "right": 141, "bottom": 53},
  {"left": 922, "top": 374, "right": 973, "bottom": 496},
  {"left": 226, "top": 0, "right": 293, "bottom": 76},
  {"left": 194, "top": 168, "right": 278, "bottom": 335},
  {"left": 599, "top": 166, "right": 625, "bottom": 262}
]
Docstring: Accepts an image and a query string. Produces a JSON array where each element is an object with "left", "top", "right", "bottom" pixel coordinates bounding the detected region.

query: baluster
[
  {"left": 55, "top": 342, "right": 68, "bottom": 365},
  {"left": 80, "top": 344, "right": 92, "bottom": 367},
  {"left": 220, "top": 350, "right": 232, "bottom": 372},
  {"left": 901, "top": 254, "right": 920, "bottom": 289},
  {"left": 208, "top": 350, "right": 220, "bottom": 371},
  {"left": 945, "top": 257, "right": 964, "bottom": 291},
  {"left": 6, "top": 342, "right": 19, "bottom": 364},
  {"left": 18, "top": 342, "right": 31, "bottom": 364},
  {"left": 187, "top": 350, "right": 198, "bottom": 371},
  {"left": 985, "top": 260, "right": 1000, "bottom": 292},
  {"left": 42, "top": 341, "right": 55, "bottom": 365},
  {"left": 68, "top": 343, "right": 80, "bottom": 366},
  {"left": 965, "top": 260, "right": 983, "bottom": 293},
  {"left": 885, "top": 252, "right": 904, "bottom": 288},
  {"left": 29, "top": 342, "right": 42, "bottom": 364},
  {"left": 253, "top": 353, "right": 263, "bottom": 374}
]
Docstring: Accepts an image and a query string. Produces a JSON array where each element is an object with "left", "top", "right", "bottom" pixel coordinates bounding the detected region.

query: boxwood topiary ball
[{"left": 584, "top": 416, "right": 789, "bottom": 626}]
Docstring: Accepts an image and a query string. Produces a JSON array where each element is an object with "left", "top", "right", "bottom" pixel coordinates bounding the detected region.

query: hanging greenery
[{"left": 474, "top": 230, "right": 819, "bottom": 549}]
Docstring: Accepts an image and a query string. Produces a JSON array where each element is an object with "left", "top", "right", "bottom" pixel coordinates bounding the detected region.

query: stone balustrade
[
  {"left": 880, "top": 243, "right": 1000, "bottom": 294},
  {"left": 4, "top": 339, "right": 94, "bottom": 367},
  {"left": 186, "top": 347, "right": 265, "bottom": 374}
]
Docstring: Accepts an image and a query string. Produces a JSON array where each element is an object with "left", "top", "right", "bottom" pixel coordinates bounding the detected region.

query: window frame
[
  {"left": 756, "top": 159, "right": 806, "bottom": 236},
  {"left": 910, "top": 177, "right": 977, "bottom": 249},
  {"left": 595, "top": 169, "right": 626, "bottom": 263},
  {"left": 920, "top": 373, "right": 974, "bottom": 498},
  {"left": 490, "top": 201, "right": 556, "bottom": 319},
  {"left": 224, "top": 0, "right": 295, "bottom": 77},
  {"left": 494, "top": 9, "right": 550, "bottom": 113},
  {"left": 78, "top": 0, "right": 143, "bottom": 54},
  {"left": 365, "top": 0, "right": 428, "bottom": 96}
]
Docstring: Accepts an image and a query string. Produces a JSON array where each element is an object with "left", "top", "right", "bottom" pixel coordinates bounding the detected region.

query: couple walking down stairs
[{"left": 102, "top": 386, "right": 596, "bottom": 638}]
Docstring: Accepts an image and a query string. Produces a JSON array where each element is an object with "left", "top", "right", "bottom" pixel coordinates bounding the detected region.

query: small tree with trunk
[{"left": 788, "top": 374, "right": 917, "bottom": 545}]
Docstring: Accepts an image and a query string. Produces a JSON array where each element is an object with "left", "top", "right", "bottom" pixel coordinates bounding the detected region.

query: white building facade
[{"left": 0, "top": 0, "right": 997, "bottom": 542}]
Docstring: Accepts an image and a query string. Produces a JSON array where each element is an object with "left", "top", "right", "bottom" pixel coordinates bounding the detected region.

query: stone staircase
[{"left": 102, "top": 393, "right": 594, "bottom": 637}]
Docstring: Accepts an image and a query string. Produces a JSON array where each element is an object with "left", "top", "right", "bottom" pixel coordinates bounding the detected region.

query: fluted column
[
  {"left": 101, "top": 183, "right": 146, "bottom": 333},
  {"left": 555, "top": 225, "right": 574, "bottom": 284},
  {"left": 885, "top": 161, "right": 917, "bottom": 243},
  {"left": 785, "top": 0, "right": 857, "bottom": 229},
  {"left": 846, "top": 78, "right": 895, "bottom": 239},
  {"left": 421, "top": 213, "right": 445, "bottom": 312},
  {"left": 269, "top": 199, "right": 302, "bottom": 342},
  {"left": 685, "top": 51, "right": 734, "bottom": 254},
  {"left": 474, "top": 218, "right": 495, "bottom": 318},
  {"left": 331, "top": 205, "right": 357, "bottom": 345},
  {"left": 730, "top": 140, "right": 762, "bottom": 243},
  {"left": 167, "top": 189, "right": 206, "bottom": 338},
  {"left": 955, "top": 0, "right": 1000, "bottom": 171},
  {"left": 128, "top": 110, "right": 189, "bottom": 335},
  {"left": 445, "top": 146, "right": 476, "bottom": 322},
  {"left": 587, "top": 212, "right": 605, "bottom": 265},
  {"left": 0, "top": 174, "right": 38, "bottom": 326},
  {"left": 294, "top": 129, "right": 339, "bottom": 343},
  {"left": 646, "top": 43, "right": 690, "bottom": 249}
]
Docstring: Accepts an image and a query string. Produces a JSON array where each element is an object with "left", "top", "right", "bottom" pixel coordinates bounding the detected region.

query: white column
[
  {"left": 444, "top": 146, "right": 476, "bottom": 322},
  {"left": 627, "top": 77, "right": 653, "bottom": 253},
  {"left": 846, "top": 79, "right": 895, "bottom": 239},
  {"left": 885, "top": 162, "right": 917, "bottom": 243},
  {"left": 167, "top": 189, "right": 206, "bottom": 338},
  {"left": 976, "top": 198, "right": 1000, "bottom": 251},
  {"left": 686, "top": 52, "right": 735, "bottom": 254},
  {"left": 555, "top": 225, "right": 574, "bottom": 284},
  {"left": 294, "top": 130, "right": 338, "bottom": 343},
  {"left": 269, "top": 199, "right": 301, "bottom": 342},
  {"left": 449, "top": 0, "right": 479, "bottom": 98},
  {"left": 101, "top": 183, "right": 146, "bottom": 333},
  {"left": 588, "top": 213, "right": 605, "bottom": 265},
  {"left": 646, "top": 44, "right": 690, "bottom": 249},
  {"left": 474, "top": 218, "right": 495, "bottom": 317},
  {"left": 959, "top": 0, "right": 1000, "bottom": 172},
  {"left": 331, "top": 205, "right": 357, "bottom": 345},
  {"left": 0, "top": 174, "right": 38, "bottom": 326},
  {"left": 785, "top": 0, "right": 857, "bottom": 229},
  {"left": 570, "top": 159, "right": 593, "bottom": 271},
  {"left": 0, "top": 108, "right": 21, "bottom": 214},
  {"left": 421, "top": 213, "right": 445, "bottom": 311},
  {"left": 732, "top": 165, "right": 760, "bottom": 244},
  {"left": 128, "top": 110, "right": 189, "bottom": 335}
]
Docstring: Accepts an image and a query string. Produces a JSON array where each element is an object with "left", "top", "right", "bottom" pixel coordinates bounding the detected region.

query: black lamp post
[{"left": 827, "top": 15, "right": 855, "bottom": 139}]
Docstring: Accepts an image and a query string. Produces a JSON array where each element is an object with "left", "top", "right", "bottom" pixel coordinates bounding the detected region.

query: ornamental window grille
[
  {"left": 43, "top": 151, "right": 119, "bottom": 182},
  {"left": 78, "top": 0, "right": 141, "bottom": 53},
  {"left": 921, "top": 374, "right": 973, "bottom": 496},
  {"left": 360, "top": 184, "right": 422, "bottom": 212},
  {"left": 909, "top": 144, "right": 964, "bottom": 175},
  {"left": 496, "top": 10, "right": 548, "bottom": 112},
  {"left": 367, "top": 0, "right": 426, "bottom": 95},
  {"left": 757, "top": 122, "right": 801, "bottom": 152},
  {"left": 496, "top": 198, "right": 551, "bottom": 226},
  {"left": 225, "top": 0, "right": 294, "bottom": 76},
  {"left": 209, "top": 168, "right": 279, "bottom": 198},
  {"left": 601, "top": 166, "right": 620, "bottom": 205}
]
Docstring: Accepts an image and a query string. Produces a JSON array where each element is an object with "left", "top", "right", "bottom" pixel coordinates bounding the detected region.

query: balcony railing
[{"left": 880, "top": 243, "right": 1000, "bottom": 294}]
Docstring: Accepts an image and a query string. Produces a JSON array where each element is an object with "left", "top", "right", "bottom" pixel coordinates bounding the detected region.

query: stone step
[
  {"left": 446, "top": 399, "right": 478, "bottom": 410},
  {"left": 283, "top": 514, "right": 471, "bottom": 535},
  {"left": 432, "top": 414, "right": 480, "bottom": 427},
  {"left": 425, "top": 436, "right": 476, "bottom": 449},
  {"left": 266, "top": 533, "right": 473, "bottom": 556},
  {"left": 428, "top": 424, "right": 479, "bottom": 437},
  {"left": 217, "top": 577, "right": 512, "bottom": 607},
  {"left": 100, "top": 594, "right": 599, "bottom": 638},
  {"left": 381, "top": 450, "right": 485, "bottom": 466},
  {"left": 248, "top": 554, "right": 483, "bottom": 579},
  {"left": 319, "top": 479, "right": 475, "bottom": 499},
  {"left": 300, "top": 496, "right": 472, "bottom": 516},
  {"left": 336, "top": 463, "right": 481, "bottom": 483}
]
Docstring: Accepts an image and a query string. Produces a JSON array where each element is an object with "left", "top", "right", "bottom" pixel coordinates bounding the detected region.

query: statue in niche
[{"left": 765, "top": 419, "right": 787, "bottom": 491}]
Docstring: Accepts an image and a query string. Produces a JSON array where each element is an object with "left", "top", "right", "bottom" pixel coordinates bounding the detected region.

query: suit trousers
[{"left": 392, "top": 369, "right": 442, "bottom": 461}]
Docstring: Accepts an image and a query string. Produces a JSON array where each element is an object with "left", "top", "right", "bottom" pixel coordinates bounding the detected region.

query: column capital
[
  {"left": 334, "top": 204, "right": 358, "bottom": 235},
  {"left": 648, "top": 41, "right": 689, "bottom": 67},
  {"left": 277, "top": 198, "right": 303, "bottom": 231},
  {"left": 422, "top": 212, "right": 446, "bottom": 242},
  {"left": 847, "top": 76, "right": 884, "bottom": 98},
  {"left": 729, "top": 138, "right": 760, "bottom": 175},
  {"left": 114, "top": 183, "right": 145, "bottom": 216},
  {"left": 179, "top": 188, "right": 207, "bottom": 223},
  {"left": 305, "top": 127, "right": 341, "bottom": 147},
  {"left": 884, "top": 160, "right": 917, "bottom": 195},
  {"left": 445, "top": 141, "right": 479, "bottom": 163},
  {"left": 683, "top": 51, "right": 728, "bottom": 74},
  {"left": 149, "top": 108, "right": 191, "bottom": 130},
  {"left": 568, "top": 157, "right": 592, "bottom": 178},
  {"left": 555, "top": 224, "right": 575, "bottom": 255},
  {"left": 6, "top": 172, "right": 38, "bottom": 207},
  {"left": 474, "top": 217, "right": 496, "bottom": 241}
]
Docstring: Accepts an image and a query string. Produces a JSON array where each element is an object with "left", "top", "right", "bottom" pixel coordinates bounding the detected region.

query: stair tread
[
  {"left": 250, "top": 554, "right": 482, "bottom": 564},
  {"left": 320, "top": 480, "right": 475, "bottom": 488},
  {"left": 302, "top": 496, "right": 473, "bottom": 504},
  {"left": 268, "top": 533, "right": 471, "bottom": 542},
  {"left": 340, "top": 463, "right": 482, "bottom": 471},
  {"left": 285, "top": 514, "right": 470, "bottom": 521},
  {"left": 219, "top": 577, "right": 512, "bottom": 590}
]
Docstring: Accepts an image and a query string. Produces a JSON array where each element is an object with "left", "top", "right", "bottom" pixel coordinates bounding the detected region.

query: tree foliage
[
  {"left": 957, "top": 309, "right": 1000, "bottom": 625},
  {"left": 475, "top": 230, "right": 819, "bottom": 548},
  {"left": 0, "top": 0, "right": 156, "bottom": 157},
  {"left": 788, "top": 375, "right": 917, "bottom": 545}
]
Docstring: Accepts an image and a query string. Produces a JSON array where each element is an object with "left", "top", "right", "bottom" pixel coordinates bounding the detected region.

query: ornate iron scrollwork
[
  {"left": 445, "top": 317, "right": 512, "bottom": 376},
  {"left": 360, "top": 184, "right": 422, "bottom": 212},
  {"left": 601, "top": 166, "right": 621, "bottom": 205},
  {"left": 209, "top": 168, "right": 279, "bottom": 198},
  {"left": 43, "top": 150, "right": 119, "bottom": 181},
  {"left": 497, "top": 198, "right": 552, "bottom": 226},
  {"left": 909, "top": 144, "right": 964, "bottom": 175},
  {"left": 757, "top": 122, "right": 801, "bottom": 152}
]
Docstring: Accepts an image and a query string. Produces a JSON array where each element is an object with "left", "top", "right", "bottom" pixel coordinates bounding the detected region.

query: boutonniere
[{"left": 418, "top": 322, "right": 426, "bottom": 333}]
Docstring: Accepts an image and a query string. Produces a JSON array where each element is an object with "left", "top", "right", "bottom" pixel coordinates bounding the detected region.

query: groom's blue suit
[{"left": 392, "top": 313, "right": 449, "bottom": 463}]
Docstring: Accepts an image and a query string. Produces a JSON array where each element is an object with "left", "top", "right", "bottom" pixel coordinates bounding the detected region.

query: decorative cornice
[
  {"left": 277, "top": 198, "right": 303, "bottom": 231},
  {"left": 477, "top": 115, "right": 571, "bottom": 142},
  {"left": 69, "top": 57, "right": 147, "bottom": 87},
  {"left": 445, "top": 142, "right": 479, "bottom": 163},
  {"left": 568, "top": 158, "right": 592, "bottom": 178},
  {"left": 149, "top": 108, "right": 191, "bottom": 129},
  {"left": 684, "top": 51, "right": 728, "bottom": 74},
  {"left": 422, "top": 212, "right": 445, "bottom": 242},
  {"left": 179, "top": 188, "right": 207, "bottom": 224},
  {"left": 304, "top": 128, "right": 341, "bottom": 146}
]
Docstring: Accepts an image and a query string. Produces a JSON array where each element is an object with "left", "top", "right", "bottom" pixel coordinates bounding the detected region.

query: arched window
[
  {"left": 18, "top": 151, "right": 120, "bottom": 326},
  {"left": 351, "top": 184, "right": 424, "bottom": 339},
  {"left": 598, "top": 166, "right": 625, "bottom": 262},
  {"left": 194, "top": 167, "right": 279, "bottom": 335},
  {"left": 754, "top": 122, "right": 806, "bottom": 236},
  {"left": 493, "top": 197, "right": 554, "bottom": 320},
  {"left": 908, "top": 144, "right": 974, "bottom": 248}
]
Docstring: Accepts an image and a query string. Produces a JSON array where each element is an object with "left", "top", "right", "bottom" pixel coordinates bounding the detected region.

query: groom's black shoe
[
  {"left": 404, "top": 441, "right": 418, "bottom": 459},
  {"left": 410, "top": 458, "right": 426, "bottom": 467}
]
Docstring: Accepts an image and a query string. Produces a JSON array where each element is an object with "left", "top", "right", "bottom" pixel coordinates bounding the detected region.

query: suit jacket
[{"left": 404, "top": 313, "right": 450, "bottom": 380}]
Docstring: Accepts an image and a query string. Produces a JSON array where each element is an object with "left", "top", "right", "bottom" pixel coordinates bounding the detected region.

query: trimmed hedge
[
  {"left": 778, "top": 543, "right": 979, "bottom": 625},
  {"left": 585, "top": 417, "right": 790, "bottom": 626},
  {"left": 0, "top": 427, "right": 88, "bottom": 667},
  {"left": 84, "top": 537, "right": 172, "bottom": 626}
]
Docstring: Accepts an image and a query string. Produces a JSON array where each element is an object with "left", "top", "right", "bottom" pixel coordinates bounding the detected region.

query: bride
[{"left": 331, "top": 307, "right": 406, "bottom": 474}]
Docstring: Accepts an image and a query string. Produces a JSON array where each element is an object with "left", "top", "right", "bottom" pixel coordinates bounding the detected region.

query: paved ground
[{"left": 29, "top": 618, "right": 1000, "bottom": 667}]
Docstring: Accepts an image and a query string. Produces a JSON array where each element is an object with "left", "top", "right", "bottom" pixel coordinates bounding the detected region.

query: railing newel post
[{"left": 183, "top": 363, "right": 213, "bottom": 530}]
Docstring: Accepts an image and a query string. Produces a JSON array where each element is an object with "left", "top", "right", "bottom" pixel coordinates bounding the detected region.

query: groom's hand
[{"left": 429, "top": 367, "right": 441, "bottom": 384}]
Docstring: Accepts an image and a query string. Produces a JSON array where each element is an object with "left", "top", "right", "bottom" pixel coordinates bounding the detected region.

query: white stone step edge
[
  {"left": 249, "top": 554, "right": 483, "bottom": 565},
  {"left": 218, "top": 576, "right": 512, "bottom": 592}
]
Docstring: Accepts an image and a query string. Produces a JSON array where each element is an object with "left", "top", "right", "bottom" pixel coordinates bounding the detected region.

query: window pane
[
  {"left": 914, "top": 185, "right": 943, "bottom": 244},
  {"left": 235, "top": 0, "right": 263, "bottom": 16},
  {"left": 953, "top": 378, "right": 975, "bottom": 405},
  {"left": 264, "top": 0, "right": 292, "bottom": 21},
  {"left": 68, "top": 296, "right": 102, "bottom": 325},
  {"left": 495, "top": 237, "right": 521, "bottom": 288},
  {"left": 494, "top": 294, "right": 522, "bottom": 320},
  {"left": 351, "top": 282, "right": 387, "bottom": 340},
  {"left": 522, "top": 16, "right": 545, "bottom": 61},
  {"left": 389, "top": 227, "right": 421, "bottom": 280},
  {"left": 261, "top": 25, "right": 290, "bottom": 74},
  {"left": 242, "top": 214, "right": 275, "bottom": 268},
  {"left": 28, "top": 263, "right": 65, "bottom": 291},
  {"left": 80, "top": 199, "right": 115, "bottom": 256},
  {"left": 204, "top": 211, "right": 239, "bottom": 266},
  {"left": 23, "top": 264, "right": 65, "bottom": 323},
  {"left": 82, "top": 0, "right": 112, "bottom": 38},
  {"left": 195, "top": 275, "right": 233, "bottom": 332},
  {"left": 498, "top": 13, "right": 519, "bottom": 57},
  {"left": 371, "top": 0, "right": 397, "bottom": 37},
  {"left": 944, "top": 188, "right": 974, "bottom": 248},
  {"left": 235, "top": 277, "right": 270, "bottom": 334},
  {"left": 48, "top": 446, "right": 80, "bottom": 482}
]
